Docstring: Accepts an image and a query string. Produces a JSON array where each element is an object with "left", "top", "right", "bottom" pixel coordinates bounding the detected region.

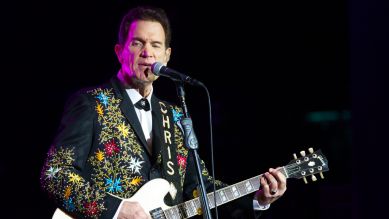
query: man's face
[{"left": 115, "top": 20, "right": 171, "bottom": 85}]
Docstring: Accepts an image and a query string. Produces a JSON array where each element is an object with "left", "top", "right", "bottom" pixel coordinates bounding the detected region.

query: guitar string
[{"left": 157, "top": 159, "right": 324, "bottom": 219}]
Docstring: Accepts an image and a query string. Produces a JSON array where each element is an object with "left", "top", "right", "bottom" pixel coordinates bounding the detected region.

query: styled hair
[{"left": 118, "top": 6, "right": 171, "bottom": 47}]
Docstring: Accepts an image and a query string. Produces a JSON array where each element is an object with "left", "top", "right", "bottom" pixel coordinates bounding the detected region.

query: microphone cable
[{"left": 198, "top": 82, "right": 219, "bottom": 219}]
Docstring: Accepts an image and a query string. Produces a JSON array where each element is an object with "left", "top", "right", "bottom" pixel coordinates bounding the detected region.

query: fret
[
  {"left": 207, "top": 193, "right": 215, "bottom": 208},
  {"left": 231, "top": 185, "right": 240, "bottom": 198},
  {"left": 171, "top": 206, "right": 180, "bottom": 219},
  {"left": 224, "top": 187, "right": 234, "bottom": 201},
  {"left": 237, "top": 181, "right": 248, "bottom": 195},
  {"left": 150, "top": 207, "right": 166, "bottom": 219},
  {"left": 190, "top": 199, "right": 197, "bottom": 216},
  {"left": 178, "top": 203, "right": 188, "bottom": 218},
  {"left": 215, "top": 190, "right": 222, "bottom": 205},
  {"left": 219, "top": 190, "right": 228, "bottom": 203},
  {"left": 194, "top": 198, "right": 201, "bottom": 212},
  {"left": 164, "top": 208, "right": 172, "bottom": 219},
  {"left": 244, "top": 180, "right": 254, "bottom": 192},
  {"left": 169, "top": 208, "right": 178, "bottom": 219},
  {"left": 185, "top": 201, "right": 195, "bottom": 217},
  {"left": 170, "top": 208, "right": 178, "bottom": 219},
  {"left": 194, "top": 198, "right": 200, "bottom": 208},
  {"left": 249, "top": 176, "right": 260, "bottom": 190}
]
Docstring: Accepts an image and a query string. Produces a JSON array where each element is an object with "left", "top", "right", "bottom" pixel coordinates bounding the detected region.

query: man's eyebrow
[
  {"left": 151, "top": 40, "right": 163, "bottom": 45},
  {"left": 131, "top": 37, "right": 145, "bottom": 43},
  {"left": 131, "top": 37, "right": 163, "bottom": 44}
]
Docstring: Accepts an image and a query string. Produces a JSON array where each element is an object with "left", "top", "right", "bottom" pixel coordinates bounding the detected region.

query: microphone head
[{"left": 151, "top": 62, "right": 164, "bottom": 76}]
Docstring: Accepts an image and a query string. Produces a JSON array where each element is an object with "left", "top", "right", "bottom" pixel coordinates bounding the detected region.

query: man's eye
[
  {"left": 131, "top": 41, "right": 143, "bottom": 47},
  {"left": 152, "top": 44, "right": 161, "bottom": 48}
]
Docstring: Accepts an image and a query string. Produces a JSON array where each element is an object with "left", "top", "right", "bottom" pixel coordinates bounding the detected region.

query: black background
[{"left": 1, "top": 0, "right": 388, "bottom": 218}]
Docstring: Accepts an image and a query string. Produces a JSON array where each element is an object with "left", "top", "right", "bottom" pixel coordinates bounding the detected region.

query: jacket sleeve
[
  {"left": 40, "top": 92, "right": 121, "bottom": 219},
  {"left": 182, "top": 151, "right": 262, "bottom": 219}
]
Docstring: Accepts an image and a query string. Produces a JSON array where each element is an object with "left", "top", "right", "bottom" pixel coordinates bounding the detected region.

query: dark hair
[{"left": 118, "top": 6, "right": 171, "bottom": 47}]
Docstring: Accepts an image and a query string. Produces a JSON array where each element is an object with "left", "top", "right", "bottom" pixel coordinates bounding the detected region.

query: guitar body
[{"left": 52, "top": 178, "right": 171, "bottom": 219}]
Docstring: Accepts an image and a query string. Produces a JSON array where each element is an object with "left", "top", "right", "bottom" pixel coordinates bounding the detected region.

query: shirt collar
[{"left": 126, "top": 86, "right": 153, "bottom": 108}]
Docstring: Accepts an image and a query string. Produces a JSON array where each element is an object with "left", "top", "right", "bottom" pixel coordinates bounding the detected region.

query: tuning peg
[
  {"left": 302, "top": 176, "right": 308, "bottom": 184},
  {"left": 293, "top": 153, "right": 298, "bottom": 159},
  {"left": 319, "top": 172, "right": 324, "bottom": 179},
  {"left": 311, "top": 174, "right": 317, "bottom": 182},
  {"left": 308, "top": 147, "right": 314, "bottom": 153},
  {"left": 300, "top": 150, "right": 306, "bottom": 157}
]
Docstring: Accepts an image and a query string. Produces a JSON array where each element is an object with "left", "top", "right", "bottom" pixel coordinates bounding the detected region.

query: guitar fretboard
[{"left": 158, "top": 168, "right": 287, "bottom": 219}]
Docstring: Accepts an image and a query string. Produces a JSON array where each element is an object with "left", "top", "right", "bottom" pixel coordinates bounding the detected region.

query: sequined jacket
[{"left": 41, "top": 77, "right": 256, "bottom": 219}]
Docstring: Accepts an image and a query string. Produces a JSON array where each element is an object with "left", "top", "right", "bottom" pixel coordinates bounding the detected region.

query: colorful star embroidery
[
  {"left": 172, "top": 108, "right": 183, "bottom": 122},
  {"left": 105, "top": 177, "right": 123, "bottom": 193},
  {"left": 95, "top": 149, "right": 104, "bottom": 161},
  {"left": 68, "top": 173, "right": 82, "bottom": 185},
  {"left": 64, "top": 198, "right": 75, "bottom": 212},
  {"left": 95, "top": 103, "right": 104, "bottom": 116},
  {"left": 130, "top": 176, "right": 142, "bottom": 186},
  {"left": 104, "top": 139, "right": 119, "bottom": 156},
  {"left": 117, "top": 122, "right": 130, "bottom": 138},
  {"left": 129, "top": 157, "right": 144, "bottom": 174},
  {"left": 97, "top": 92, "right": 109, "bottom": 107},
  {"left": 45, "top": 166, "right": 61, "bottom": 179},
  {"left": 84, "top": 201, "right": 99, "bottom": 217},
  {"left": 177, "top": 155, "right": 187, "bottom": 169},
  {"left": 64, "top": 186, "right": 72, "bottom": 199}
]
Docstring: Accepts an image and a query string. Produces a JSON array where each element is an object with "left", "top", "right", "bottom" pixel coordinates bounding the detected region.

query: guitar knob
[
  {"left": 311, "top": 174, "right": 317, "bottom": 182},
  {"left": 308, "top": 147, "right": 314, "bottom": 153},
  {"left": 319, "top": 172, "right": 324, "bottom": 179},
  {"left": 300, "top": 150, "right": 306, "bottom": 157},
  {"left": 293, "top": 153, "right": 298, "bottom": 159},
  {"left": 303, "top": 176, "right": 308, "bottom": 184}
]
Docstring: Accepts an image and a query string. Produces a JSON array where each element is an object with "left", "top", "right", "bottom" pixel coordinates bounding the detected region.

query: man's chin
[{"left": 132, "top": 76, "right": 156, "bottom": 86}]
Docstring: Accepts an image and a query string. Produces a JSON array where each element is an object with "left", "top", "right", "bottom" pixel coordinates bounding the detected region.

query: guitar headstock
[{"left": 283, "top": 148, "right": 329, "bottom": 183}]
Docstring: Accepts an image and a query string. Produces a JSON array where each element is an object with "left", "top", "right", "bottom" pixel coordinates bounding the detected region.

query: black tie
[{"left": 134, "top": 98, "right": 150, "bottom": 111}]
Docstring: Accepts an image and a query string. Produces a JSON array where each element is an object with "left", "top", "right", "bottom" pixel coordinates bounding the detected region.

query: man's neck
[{"left": 117, "top": 70, "right": 153, "bottom": 97}]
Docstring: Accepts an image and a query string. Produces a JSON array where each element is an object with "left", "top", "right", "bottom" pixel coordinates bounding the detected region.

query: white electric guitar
[{"left": 53, "top": 148, "right": 329, "bottom": 219}]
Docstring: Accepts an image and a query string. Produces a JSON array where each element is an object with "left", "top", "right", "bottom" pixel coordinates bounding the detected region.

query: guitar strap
[{"left": 155, "top": 101, "right": 183, "bottom": 205}]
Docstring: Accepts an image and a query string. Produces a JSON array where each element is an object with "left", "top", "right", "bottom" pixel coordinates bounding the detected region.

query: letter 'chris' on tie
[{"left": 134, "top": 98, "right": 150, "bottom": 111}]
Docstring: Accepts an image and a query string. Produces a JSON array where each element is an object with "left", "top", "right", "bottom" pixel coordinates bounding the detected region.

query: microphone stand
[{"left": 175, "top": 81, "right": 212, "bottom": 219}]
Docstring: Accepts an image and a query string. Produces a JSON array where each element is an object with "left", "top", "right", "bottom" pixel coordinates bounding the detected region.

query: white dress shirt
[{"left": 126, "top": 88, "right": 153, "bottom": 149}]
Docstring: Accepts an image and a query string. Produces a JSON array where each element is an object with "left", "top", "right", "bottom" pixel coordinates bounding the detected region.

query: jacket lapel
[
  {"left": 150, "top": 95, "right": 164, "bottom": 163},
  {"left": 150, "top": 96, "right": 183, "bottom": 205},
  {"left": 110, "top": 77, "right": 150, "bottom": 155}
]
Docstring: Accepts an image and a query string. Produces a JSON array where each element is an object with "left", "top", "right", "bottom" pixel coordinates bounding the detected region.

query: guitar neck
[{"left": 161, "top": 167, "right": 287, "bottom": 219}]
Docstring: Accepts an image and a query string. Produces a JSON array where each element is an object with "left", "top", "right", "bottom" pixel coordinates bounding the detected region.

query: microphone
[{"left": 151, "top": 62, "right": 203, "bottom": 86}]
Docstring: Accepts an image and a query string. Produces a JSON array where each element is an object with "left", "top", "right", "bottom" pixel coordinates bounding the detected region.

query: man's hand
[
  {"left": 255, "top": 167, "right": 287, "bottom": 206},
  {"left": 118, "top": 201, "right": 151, "bottom": 219}
]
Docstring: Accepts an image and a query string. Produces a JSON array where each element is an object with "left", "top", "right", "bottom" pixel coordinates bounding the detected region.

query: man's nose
[{"left": 141, "top": 44, "right": 152, "bottom": 58}]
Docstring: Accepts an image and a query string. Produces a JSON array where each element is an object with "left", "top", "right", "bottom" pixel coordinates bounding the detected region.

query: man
[{"left": 41, "top": 6, "right": 286, "bottom": 219}]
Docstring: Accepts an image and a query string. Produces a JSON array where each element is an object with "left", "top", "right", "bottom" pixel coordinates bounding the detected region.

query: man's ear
[
  {"left": 114, "top": 44, "right": 123, "bottom": 63},
  {"left": 164, "top": 47, "right": 171, "bottom": 64}
]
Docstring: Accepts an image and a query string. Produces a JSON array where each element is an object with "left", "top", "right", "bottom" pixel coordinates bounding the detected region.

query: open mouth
[
  {"left": 139, "top": 63, "right": 152, "bottom": 67},
  {"left": 139, "top": 63, "right": 153, "bottom": 76}
]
